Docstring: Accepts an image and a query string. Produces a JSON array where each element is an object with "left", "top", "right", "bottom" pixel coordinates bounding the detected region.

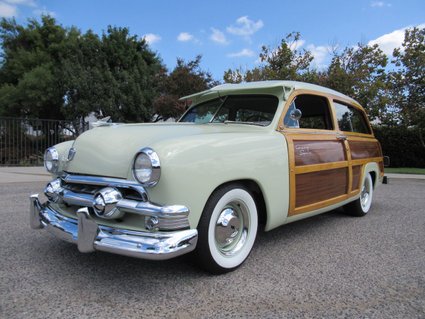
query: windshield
[{"left": 179, "top": 95, "right": 279, "bottom": 126}]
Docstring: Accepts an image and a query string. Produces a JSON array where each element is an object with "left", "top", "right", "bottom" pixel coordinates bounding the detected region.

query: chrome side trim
[
  {"left": 117, "top": 199, "right": 189, "bottom": 218},
  {"left": 117, "top": 200, "right": 191, "bottom": 230},
  {"left": 30, "top": 195, "right": 198, "bottom": 260}
]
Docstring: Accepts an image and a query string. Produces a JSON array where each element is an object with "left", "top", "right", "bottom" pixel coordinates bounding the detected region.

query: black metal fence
[{"left": 0, "top": 117, "right": 89, "bottom": 166}]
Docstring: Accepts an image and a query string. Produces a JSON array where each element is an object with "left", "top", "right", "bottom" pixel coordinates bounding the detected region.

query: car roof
[{"left": 180, "top": 80, "right": 359, "bottom": 105}]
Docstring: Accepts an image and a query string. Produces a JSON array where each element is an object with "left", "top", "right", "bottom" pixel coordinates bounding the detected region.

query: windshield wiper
[{"left": 223, "top": 120, "right": 267, "bottom": 127}]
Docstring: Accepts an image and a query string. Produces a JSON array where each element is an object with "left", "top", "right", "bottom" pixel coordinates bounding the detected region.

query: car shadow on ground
[{"left": 34, "top": 206, "right": 357, "bottom": 281}]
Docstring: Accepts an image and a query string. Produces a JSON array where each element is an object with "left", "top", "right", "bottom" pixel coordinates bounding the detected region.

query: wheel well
[
  {"left": 212, "top": 180, "right": 267, "bottom": 226},
  {"left": 369, "top": 171, "right": 376, "bottom": 187}
]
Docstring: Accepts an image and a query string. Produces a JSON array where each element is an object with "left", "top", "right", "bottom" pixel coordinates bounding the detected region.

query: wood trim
[
  {"left": 294, "top": 140, "right": 346, "bottom": 166},
  {"left": 344, "top": 139, "right": 353, "bottom": 193},
  {"left": 342, "top": 131, "right": 376, "bottom": 139},
  {"left": 295, "top": 161, "right": 348, "bottom": 174},
  {"left": 294, "top": 194, "right": 350, "bottom": 215},
  {"left": 295, "top": 167, "right": 348, "bottom": 208},
  {"left": 280, "top": 131, "right": 338, "bottom": 139},
  {"left": 352, "top": 165, "right": 362, "bottom": 190},
  {"left": 351, "top": 157, "right": 383, "bottom": 166},
  {"left": 276, "top": 88, "right": 383, "bottom": 218},
  {"left": 349, "top": 140, "right": 381, "bottom": 159}
]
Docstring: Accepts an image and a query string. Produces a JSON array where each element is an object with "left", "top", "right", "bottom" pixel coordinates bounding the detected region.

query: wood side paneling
[
  {"left": 294, "top": 140, "right": 346, "bottom": 166},
  {"left": 349, "top": 141, "right": 381, "bottom": 160},
  {"left": 295, "top": 168, "right": 348, "bottom": 207},
  {"left": 351, "top": 165, "right": 361, "bottom": 190}
]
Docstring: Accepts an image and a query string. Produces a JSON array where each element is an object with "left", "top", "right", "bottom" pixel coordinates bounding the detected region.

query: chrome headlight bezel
[
  {"left": 132, "top": 147, "right": 161, "bottom": 187},
  {"left": 44, "top": 147, "right": 59, "bottom": 174}
]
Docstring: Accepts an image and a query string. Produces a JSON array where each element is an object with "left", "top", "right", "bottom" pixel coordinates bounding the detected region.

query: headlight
[
  {"left": 44, "top": 147, "right": 59, "bottom": 173},
  {"left": 132, "top": 147, "right": 161, "bottom": 187}
]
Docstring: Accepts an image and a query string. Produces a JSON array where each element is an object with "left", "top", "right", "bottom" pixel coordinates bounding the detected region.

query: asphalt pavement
[{"left": 0, "top": 176, "right": 424, "bottom": 318}]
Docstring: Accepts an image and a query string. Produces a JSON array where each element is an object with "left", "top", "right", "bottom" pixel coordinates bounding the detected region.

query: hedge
[{"left": 373, "top": 126, "right": 425, "bottom": 168}]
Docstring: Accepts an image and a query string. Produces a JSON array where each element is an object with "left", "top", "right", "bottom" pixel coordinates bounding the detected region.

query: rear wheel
[
  {"left": 344, "top": 173, "right": 374, "bottom": 216},
  {"left": 196, "top": 184, "right": 258, "bottom": 274}
]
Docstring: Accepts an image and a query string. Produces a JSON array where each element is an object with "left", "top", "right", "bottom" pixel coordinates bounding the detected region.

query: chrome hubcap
[
  {"left": 360, "top": 178, "right": 371, "bottom": 209},
  {"left": 215, "top": 202, "right": 249, "bottom": 256}
]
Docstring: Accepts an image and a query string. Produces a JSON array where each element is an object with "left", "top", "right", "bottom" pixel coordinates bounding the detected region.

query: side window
[
  {"left": 334, "top": 101, "right": 371, "bottom": 134},
  {"left": 284, "top": 94, "right": 333, "bottom": 130}
]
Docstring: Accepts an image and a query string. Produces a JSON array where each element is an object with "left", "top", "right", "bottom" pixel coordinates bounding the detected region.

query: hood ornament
[{"left": 92, "top": 116, "right": 118, "bottom": 127}]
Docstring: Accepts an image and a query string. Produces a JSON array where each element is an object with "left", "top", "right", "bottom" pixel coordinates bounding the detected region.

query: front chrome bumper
[{"left": 30, "top": 194, "right": 198, "bottom": 260}]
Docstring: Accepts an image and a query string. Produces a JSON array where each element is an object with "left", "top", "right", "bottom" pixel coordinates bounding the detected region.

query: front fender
[
  {"left": 143, "top": 132, "right": 290, "bottom": 230},
  {"left": 51, "top": 140, "right": 74, "bottom": 176}
]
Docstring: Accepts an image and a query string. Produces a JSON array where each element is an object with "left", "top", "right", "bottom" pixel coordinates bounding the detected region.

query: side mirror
[{"left": 290, "top": 108, "right": 302, "bottom": 121}]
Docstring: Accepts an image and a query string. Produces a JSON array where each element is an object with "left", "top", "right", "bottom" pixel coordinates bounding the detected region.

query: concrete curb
[{"left": 385, "top": 173, "right": 425, "bottom": 180}]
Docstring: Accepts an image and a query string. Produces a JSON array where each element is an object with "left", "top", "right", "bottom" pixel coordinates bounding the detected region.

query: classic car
[{"left": 30, "top": 81, "right": 385, "bottom": 273}]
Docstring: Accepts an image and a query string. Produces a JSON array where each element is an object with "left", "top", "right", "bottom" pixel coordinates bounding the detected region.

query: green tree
[
  {"left": 0, "top": 16, "right": 66, "bottom": 119},
  {"left": 153, "top": 55, "right": 218, "bottom": 121},
  {"left": 223, "top": 32, "right": 313, "bottom": 83},
  {"left": 222, "top": 32, "right": 389, "bottom": 123},
  {"left": 388, "top": 27, "right": 425, "bottom": 145},
  {"left": 60, "top": 26, "right": 163, "bottom": 126},
  {"left": 99, "top": 26, "right": 163, "bottom": 122},
  {"left": 321, "top": 43, "right": 388, "bottom": 121},
  {"left": 0, "top": 16, "right": 164, "bottom": 127},
  {"left": 59, "top": 29, "right": 109, "bottom": 134}
]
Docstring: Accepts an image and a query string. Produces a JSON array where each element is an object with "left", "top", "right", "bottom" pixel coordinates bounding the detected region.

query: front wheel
[
  {"left": 195, "top": 184, "right": 258, "bottom": 274},
  {"left": 344, "top": 173, "right": 374, "bottom": 216}
]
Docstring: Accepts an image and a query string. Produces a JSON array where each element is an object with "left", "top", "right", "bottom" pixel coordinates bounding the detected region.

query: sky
[{"left": 0, "top": 0, "right": 424, "bottom": 80}]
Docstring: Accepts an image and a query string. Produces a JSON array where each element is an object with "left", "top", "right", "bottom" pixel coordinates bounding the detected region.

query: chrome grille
[
  {"left": 61, "top": 182, "right": 146, "bottom": 202},
  {"left": 44, "top": 173, "right": 190, "bottom": 230}
]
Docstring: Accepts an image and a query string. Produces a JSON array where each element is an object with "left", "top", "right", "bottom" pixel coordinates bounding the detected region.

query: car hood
[{"left": 65, "top": 122, "right": 266, "bottom": 178}]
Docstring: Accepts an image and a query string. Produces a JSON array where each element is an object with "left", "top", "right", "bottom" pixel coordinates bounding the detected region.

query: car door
[
  {"left": 333, "top": 100, "right": 384, "bottom": 196},
  {"left": 278, "top": 92, "right": 351, "bottom": 216}
]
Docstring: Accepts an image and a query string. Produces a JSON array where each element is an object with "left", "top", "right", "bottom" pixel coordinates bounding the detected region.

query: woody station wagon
[{"left": 30, "top": 81, "right": 385, "bottom": 273}]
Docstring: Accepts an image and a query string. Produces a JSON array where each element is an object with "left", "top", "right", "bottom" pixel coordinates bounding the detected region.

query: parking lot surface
[{"left": 1, "top": 178, "right": 424, "bottom": 318}]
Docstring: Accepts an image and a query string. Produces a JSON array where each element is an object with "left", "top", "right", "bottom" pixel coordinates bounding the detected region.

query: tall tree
[
  {"left": 0, "top": 16, "right": 66, "bottom": 119},
  {"left": 99, "top": 26, "right": 163, "bottom": 122},
  {"left": 223, "top": 32, "right": 313, "bottom": 83},
  {"left": 222, "top": 32, "right": 390, "bottom": 122},
  {"left": 388, "top": 27, "right": 425, "bottom": 141},
  {"left": 321, "top": 43, "right": 388, "bottom": 121},
  {"left": 153, "top": 55, "right": 218, "bottom": 121},
  {"left": 0, "top": 16, "right": 164, "bottom": 127}
]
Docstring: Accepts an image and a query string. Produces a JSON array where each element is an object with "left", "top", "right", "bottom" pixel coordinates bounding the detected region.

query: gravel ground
[{"left": 1, "top": 179, "right": 424, "bottom": 319}]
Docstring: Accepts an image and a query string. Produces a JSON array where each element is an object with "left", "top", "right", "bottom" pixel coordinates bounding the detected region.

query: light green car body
[{"left": 50, "top": 81, "right": 369, "bottom": 232}]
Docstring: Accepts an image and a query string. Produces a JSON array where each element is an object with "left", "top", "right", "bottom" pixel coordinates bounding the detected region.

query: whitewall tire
[
  {"left": 196, "top": 184, "right": 258, "bottom": 274},
  {"left": 344, "top": 173, "right": 374, "bottom": 216}
]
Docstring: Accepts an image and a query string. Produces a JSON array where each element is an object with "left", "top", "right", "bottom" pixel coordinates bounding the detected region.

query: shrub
[{"left": 373, "top": 126, "right": 425, "bottom": 168}]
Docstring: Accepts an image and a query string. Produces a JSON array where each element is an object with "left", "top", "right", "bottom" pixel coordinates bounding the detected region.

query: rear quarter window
[{"left": 334, "top": 101, "right": 371, "bottom": 134}]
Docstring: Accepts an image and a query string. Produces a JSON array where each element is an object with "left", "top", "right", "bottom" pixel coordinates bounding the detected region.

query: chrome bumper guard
[{"left": 30, "top": 194, "right": 198, "bottom": 260}]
